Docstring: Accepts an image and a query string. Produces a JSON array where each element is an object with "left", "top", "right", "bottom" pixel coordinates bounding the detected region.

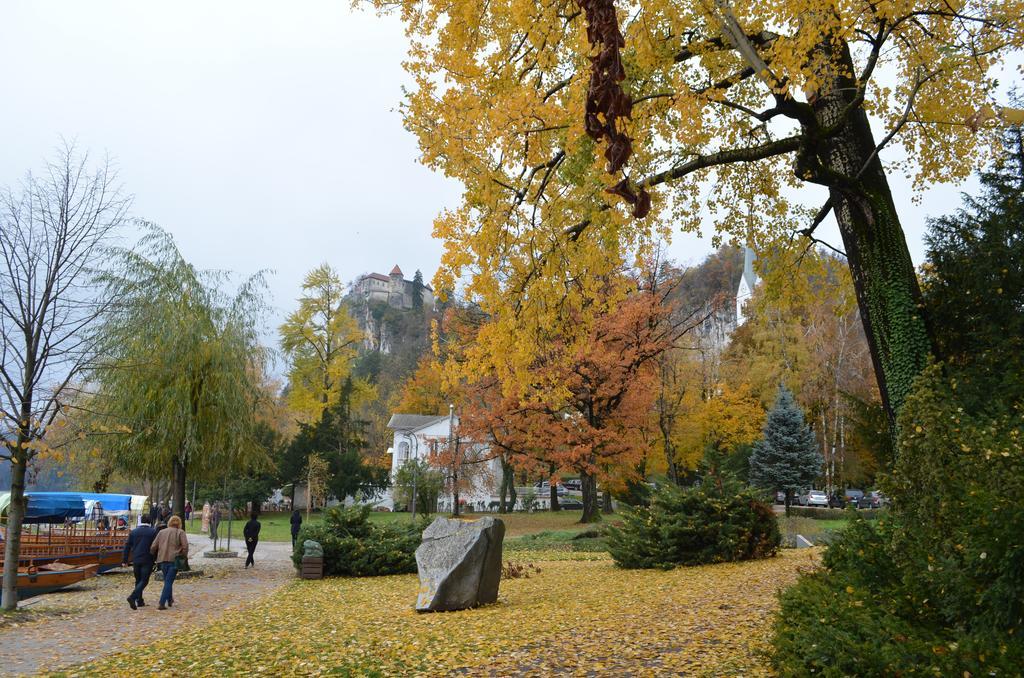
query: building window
[{"left": 398, "top": 441, "right": 410, "bottom": 464}]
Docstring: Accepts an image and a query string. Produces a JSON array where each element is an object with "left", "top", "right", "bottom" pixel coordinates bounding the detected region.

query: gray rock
[
  {"left": 795, "top": 534, "right": 814, "bottom": 548},
  {"left": 302, "top": 540, "right": 323, "bottom": 558},
  {"left": 415, "top": 516, "right": 505, "bottom": 612}
]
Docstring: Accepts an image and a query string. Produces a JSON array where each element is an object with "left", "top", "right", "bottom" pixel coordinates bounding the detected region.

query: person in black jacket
[
  {"left": 122, "top": 515, "right": 158, "bottom": 610},
  {"left": 290, "top": 509, "right": 302, "bottom": 550},
  {"left": 243, "top": 513, "right": 261, "bottom": 568}
]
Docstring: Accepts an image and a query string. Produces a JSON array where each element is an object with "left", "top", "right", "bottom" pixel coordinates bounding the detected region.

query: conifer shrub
[
  {"left": 606, "top": 484, "right": 780, "bottom": 569},
  {"left": 292, "top": 505, "right": 423, "bottom": 576}
]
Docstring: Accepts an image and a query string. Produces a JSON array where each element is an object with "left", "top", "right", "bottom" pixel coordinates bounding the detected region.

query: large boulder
[{"left": 415, "top": 516, "right": 505, "bottom": 612}]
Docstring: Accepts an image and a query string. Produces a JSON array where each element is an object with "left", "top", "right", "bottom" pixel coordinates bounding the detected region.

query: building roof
[
  {"left": 363, "top": 273, "right": 390, "bottom": 282},
  {"left": 390, "top": 264, "right": 403, "bottom": 276},
  {"left": 387, "top": 413, "right": 447, "bottom": 431}
]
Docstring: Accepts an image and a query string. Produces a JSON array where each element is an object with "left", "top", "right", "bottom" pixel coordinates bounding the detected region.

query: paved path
[{"left": 0, "top": 537, "right": 296, "bottom": 676}]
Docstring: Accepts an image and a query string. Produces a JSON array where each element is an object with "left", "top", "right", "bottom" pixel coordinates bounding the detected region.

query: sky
[{"left": 0, "top": 1, "right": 1012, "bottom": 353}]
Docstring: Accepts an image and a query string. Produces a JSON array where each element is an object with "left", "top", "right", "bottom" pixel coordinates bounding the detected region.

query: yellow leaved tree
[
  {"left": 280, "top": 264, "right": 367, "bottom": 422},
  {"left": 372, "top": 0, "right": 1023, "bottom": 430}
]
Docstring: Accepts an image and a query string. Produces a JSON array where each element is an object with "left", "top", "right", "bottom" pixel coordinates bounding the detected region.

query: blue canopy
[
  {"left": 74, "top": 493, "right": 134, "bottom": 512},
  {"left": 19, "top": 492, "right": 87, "bottom": 524},
  {"left": 0, "top": 492, "right": 149, "bottom": 524}
]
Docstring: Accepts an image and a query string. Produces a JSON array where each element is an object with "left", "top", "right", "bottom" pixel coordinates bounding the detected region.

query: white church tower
[{"left": 735, "top": 245, "right": 758, "bottom": 326}]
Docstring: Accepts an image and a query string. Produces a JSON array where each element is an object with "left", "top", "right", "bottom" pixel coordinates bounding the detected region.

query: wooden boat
[
  {"left": 0, "top": 562, "right": 98, "bottom": 605},
  {"left": 0, "top": 492, "right": 136, "bottom": 575}
]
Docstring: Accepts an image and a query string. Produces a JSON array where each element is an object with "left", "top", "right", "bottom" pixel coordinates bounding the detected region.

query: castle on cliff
[{"left": 352, "top": 265, "right": 433, "bottom": 311}]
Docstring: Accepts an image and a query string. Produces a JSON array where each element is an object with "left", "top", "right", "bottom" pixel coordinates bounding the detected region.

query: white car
[{"left": 801, "top": 490, "right": 829, "bottom": 507}]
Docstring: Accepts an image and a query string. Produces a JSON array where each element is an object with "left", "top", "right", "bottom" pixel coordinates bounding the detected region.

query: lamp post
[{"left": 448, "top": 403, "right": 456, "bottom": 516}]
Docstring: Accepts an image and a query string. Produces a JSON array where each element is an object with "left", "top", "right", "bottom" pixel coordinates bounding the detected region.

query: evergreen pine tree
[
  {"left": 749, "top": 385, "right": 821, "bottom": 514},
  {"left": 412, "top": 269, "right": 424, "bottom": 312}
]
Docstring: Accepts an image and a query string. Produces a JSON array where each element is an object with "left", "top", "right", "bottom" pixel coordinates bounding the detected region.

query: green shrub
[
  {"left": 772, "top": 515, "right": 1024, "bottom": 676},
  {"left": 291, "top": 505, "right": 424, "bottom": 577},
  {"left": 786, "top": 506, "right": 882, "bottom": 520},
  {"left": 772, "top": 366, "right": 1024, "bottom": 675},
  {"left": 606, "top": 484, "right": 780, "bottom": 569}
]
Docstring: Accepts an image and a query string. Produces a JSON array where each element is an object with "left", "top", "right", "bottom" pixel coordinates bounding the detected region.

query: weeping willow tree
[{"left": 90, "top": 224, "right": 270, "bottom": 518}]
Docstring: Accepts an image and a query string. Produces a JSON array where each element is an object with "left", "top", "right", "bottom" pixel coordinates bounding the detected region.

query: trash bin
[
  {"left": 301, "top": 556, "right": 323, "bottom": 579},
  {"left": 300, "top": 540, "right": 324, "bottom": 579}
]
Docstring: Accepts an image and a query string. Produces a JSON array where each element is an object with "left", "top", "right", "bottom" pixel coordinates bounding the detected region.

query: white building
[
  {"left": 383, "top": 413, "right": 504, "bottom": 512},
  {"left": 735, "top": 245, "right": 758, "bottom": 326}
]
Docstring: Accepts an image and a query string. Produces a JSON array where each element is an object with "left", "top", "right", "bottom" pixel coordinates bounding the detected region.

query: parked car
[
  {"left": 534, "top": 480, "right": 567, "bottom": 496},
  {"left": 800, "top": 490, "right": 828, "bottom": 507},
  {"left": 827, "top": 493, "right": 847, "bottom": 509},
  {"left": 843, "top": 489, "right": 865, "bottom": 506},
  {"left": 563, "top": 479, "right": 582, "bottom": 491},
  {"left": 856, "top": 494, "right": 875, "bottom": 509},
  {"left": 867, "top": 490, "right": 888, "bottom": 508},
  {"left": 558, "top": 498, "right": 584, "bottom": 510},
  {"left": 775, "top": 491, "right": 786, "bottom": 504}
]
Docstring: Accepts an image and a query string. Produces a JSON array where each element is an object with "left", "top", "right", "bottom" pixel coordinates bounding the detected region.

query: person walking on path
[
  {"left": 122, "top": 515, "right": 158, "bottom": 610},
  {"left": 150, "top": 515, "right": 189, "bottom": 610},
  {"left": 184, "top": 500, "right": 193, "bottom": 522},
  {"left": 209, "top": 504, "right": 221, "bottom": 548},
  {"left": 149, "top": 501, "right": 160, "bottom": 526},
  {"left": 290, "top": 509, "right": 302, "bottom": 549},
  {"left": 243, "top": 513, "right": 261, "bottom": 568}
]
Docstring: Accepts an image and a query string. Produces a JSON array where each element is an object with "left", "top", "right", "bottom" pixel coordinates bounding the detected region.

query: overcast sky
[{"left": 0, "top": 1, "right": 1010, "bottom": 352}]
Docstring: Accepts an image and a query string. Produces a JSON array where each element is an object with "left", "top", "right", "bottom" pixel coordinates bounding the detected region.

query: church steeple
[{"left": 736, "top": 245, "right": 758, "bottom": 326}]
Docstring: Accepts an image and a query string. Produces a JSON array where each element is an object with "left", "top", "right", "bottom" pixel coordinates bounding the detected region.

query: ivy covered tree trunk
[
  {"left": 808, "top": 38, "right": 934, "bottom": 429},
  {"left": 580, "top": 470, "right": 599, "bottom": 523},
  {"left": 1, "top": 444, "right": 29, "bottom": 611}
]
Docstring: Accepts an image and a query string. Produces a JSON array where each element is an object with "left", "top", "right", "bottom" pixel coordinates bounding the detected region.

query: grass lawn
[
  {"left": 186, "top": 508, "right": 604, "bottom": 543},
  {"left": 776, "top": 515, "right": 855, "bottom": 546},
  {"left": 184, "top": 512, "right": 323, "bottom": 543},
  {"left": 68, "top": 547, "right": 819, "bottom": 676}
]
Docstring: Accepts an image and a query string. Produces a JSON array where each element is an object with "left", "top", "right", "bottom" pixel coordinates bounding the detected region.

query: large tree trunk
[
  {"left": 498, "top": 462, "right": 510, "bottom": 513},
  {"left": 809, "top": 38, "right": 934, "bottom": 431},
  {"left": 601, "top": 488, "right": 613, "bottom": 514},
  {"left": 172, "top": 457, "right": 187, "bottom": 520},
  {"left": 1, "top": 447, "right": 29, "bottom": 611},
  {"left": 548, "top": 463, "right": 560, "bottom": 511},
  {"left": 580, "top": 470, "right": 600, "bottom": 523}
]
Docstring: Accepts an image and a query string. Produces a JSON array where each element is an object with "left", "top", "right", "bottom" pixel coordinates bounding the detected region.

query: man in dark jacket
[
  {"left": 290, "top": 509, "right": 302, "bottom": 550},
  {"left": 243, "top": 513, "right": 261, "bottom": 568},
  {"left": 123, "top": 515, "right": 158, "bottom": 610}
]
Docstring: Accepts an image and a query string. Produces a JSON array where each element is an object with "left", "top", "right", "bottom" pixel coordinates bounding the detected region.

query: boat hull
[{"left": 0, "top": 563, "right": 99, "bottom": 604}]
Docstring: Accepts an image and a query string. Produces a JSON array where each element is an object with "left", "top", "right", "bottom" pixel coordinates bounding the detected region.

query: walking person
[
  {"left": 184, "top": 500, "right": 193, "bottom": 522},
  {"left": 290, "top": 509, "right": 302, "bottom": 550},
  {"left": 149, "top": 501, "right": 160, "bottom": 526},
  {"left": 150, "top": 515, "right": 189, "bottom": 610},
  {"left": 243, "top": 513, "right": 261, "bottom": 568},
  {"left": 209, "top": 503, "right": 221, "bottom": 549},
  {"left": 122, "top": 515, "right": 157, "bottom": 610}
]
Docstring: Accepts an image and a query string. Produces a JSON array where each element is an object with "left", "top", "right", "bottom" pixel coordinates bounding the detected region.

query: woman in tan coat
[{"left": 150, "top": 515, "right": 189, "bottom": 610}]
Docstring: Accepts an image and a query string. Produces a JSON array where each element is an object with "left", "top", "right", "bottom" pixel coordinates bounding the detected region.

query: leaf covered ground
[{"left": 62, "top": 548, "right": 819, "bottom": 676}]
